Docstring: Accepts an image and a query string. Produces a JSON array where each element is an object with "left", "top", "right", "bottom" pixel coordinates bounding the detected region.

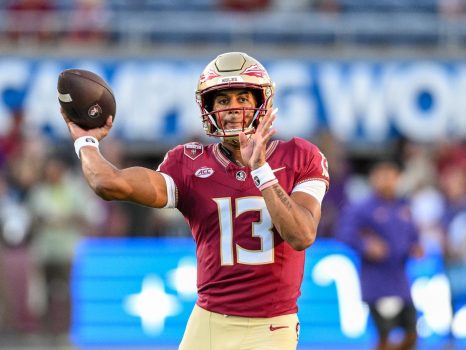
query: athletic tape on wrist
[
  {"left": 74, "top": 136, "right": 99, "bottom": 159},
  {"left": 251, "top": 162, "right": 277, "bottom": 190}
]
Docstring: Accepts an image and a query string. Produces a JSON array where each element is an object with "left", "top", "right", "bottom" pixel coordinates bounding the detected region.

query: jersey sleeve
[
  {"left": 156, "top": 145, "right": 185, "bottom": 208},
  {"left": 292, "top": 137, "right": 330, "bottom": 190}
]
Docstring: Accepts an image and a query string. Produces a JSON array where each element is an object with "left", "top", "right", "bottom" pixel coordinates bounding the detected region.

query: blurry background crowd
[
  {"left": 0, "top": 0, "right": 465, "bottom": 348},
  {"left": 2, "top": 0, "right": 466, "bottom": 52}
]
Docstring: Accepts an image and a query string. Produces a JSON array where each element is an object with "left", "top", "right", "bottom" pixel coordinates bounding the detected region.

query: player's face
[{"left": 211, "top": 89, "right": 257, "bottom": 132}]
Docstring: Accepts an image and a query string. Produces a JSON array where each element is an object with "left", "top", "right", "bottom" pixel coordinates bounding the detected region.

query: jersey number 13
[{"left": 214, "top": 197, "right": 274, "bottom": 266}]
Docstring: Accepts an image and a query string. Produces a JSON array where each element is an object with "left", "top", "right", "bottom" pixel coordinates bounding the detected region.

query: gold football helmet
[{"left": 196, "top": 52, "right": 275, "bottom": 139}]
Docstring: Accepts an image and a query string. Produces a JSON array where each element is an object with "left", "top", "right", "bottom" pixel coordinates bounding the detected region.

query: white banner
[{"left": 0, "top": 58, "right": 465, "bottom": 145}]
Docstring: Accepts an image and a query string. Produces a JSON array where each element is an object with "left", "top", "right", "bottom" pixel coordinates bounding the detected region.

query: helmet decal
[
  {"left": 199, "top": 69, "right": 220, "bottom": 84},
  {"left": 241, "top": 64, "right": 267, "bottom": 78},
  {"left": 218, "top": 76, "right": 244, "bottom": 84}
]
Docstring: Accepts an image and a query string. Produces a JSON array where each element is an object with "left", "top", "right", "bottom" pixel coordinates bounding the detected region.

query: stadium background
[{"left": 0, "top": 0, "right": 465, "bottom": 349}]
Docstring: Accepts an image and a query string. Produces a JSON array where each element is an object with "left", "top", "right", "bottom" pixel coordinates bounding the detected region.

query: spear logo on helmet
[
  {"left": 241, "top": 64, "right": 267, "bottom": 78},
  {"left": 199, "top": 70, "right": 220, "bottom": 84}
]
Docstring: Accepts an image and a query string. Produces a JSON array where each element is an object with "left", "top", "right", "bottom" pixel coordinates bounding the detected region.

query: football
[{"left": 57, "top": 69, "right": 116, "bottom": 130}]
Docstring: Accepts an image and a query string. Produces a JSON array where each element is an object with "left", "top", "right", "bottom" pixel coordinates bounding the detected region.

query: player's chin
[{"left": 221, "top": 135, "right": 240, "bottom": 147}]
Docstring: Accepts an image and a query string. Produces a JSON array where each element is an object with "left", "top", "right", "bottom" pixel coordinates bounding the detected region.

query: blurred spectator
[
  {"left": 0, "top": 173, "right": 32, "bottom": 249},
  {"left": 436, "top": 141, "right": 466, "bottom": 252},
  {"left": 6, "top": 0, "right": 56, "bottom": 43},
  {"left": 438, "top": 164, "right": 466, "bottom": 234},
  {"left": 398, "top": 140, "right": 444, "bottom": 254},
  {"left": 410, "top": 186, "right": 445, "bottom": 255},
  {"left": 445, "top": 211, "right": 466, "bottom": 307},
  {"left": 218, "top": 0, "right": 270, "bottom": 12},
  {"left": 438, "top": 0, "right": 466, "bottom": 17},
  {"left": 435, "top": 140, "right": 466, "bottom": 179},
  {"left": 0, "top": 118, "right": 44, "bottom": 333},
  {"left": 66, "top": 0, "right": 111, "bottom": 44},
  {"left": 439, "top": 163, "right": 466, "bottom": 327},
  {"left": 398, "top": 140, "right": 437, "bottom": 196},
  {"left": 26, "top": 154, "right": 101, "bottom": 333},
  {"left": 311, "top": 0, "right": 340, "bottom": 13},
  {"left": 0, "top": 172, "right": 36, "bottom": 332},
  {"left": 7, "top": 134, "right": 48, "bottom": 200},
  {"left": 0, "top": 110, "right": 24, "bottom": 169},
  {"left": 336, "top": 161, "right": 423, "bottom": 350}
]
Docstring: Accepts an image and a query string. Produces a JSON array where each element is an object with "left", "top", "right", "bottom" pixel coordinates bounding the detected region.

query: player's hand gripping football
[
  {"left": 239, "top": 108, "right": 277, "bottom": 169},
  {"left": 61, "top": 108, "right": 113, "bottom": 141}
]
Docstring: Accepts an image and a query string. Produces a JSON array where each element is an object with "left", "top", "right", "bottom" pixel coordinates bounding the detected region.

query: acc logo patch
[
  {"left": 184, "top": 142, "right": 204, "bottom": 160},
  {"left": 195, "top": 167, "right": 214, "bottom": 178}
]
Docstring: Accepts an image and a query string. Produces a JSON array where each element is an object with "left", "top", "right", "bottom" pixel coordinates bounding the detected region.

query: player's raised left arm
[
  {"left": 264, "top": 187, "right": 321, "bottom": 250},
  {"left": 239, "top": 109, "right": 325, "bottom": 251}
]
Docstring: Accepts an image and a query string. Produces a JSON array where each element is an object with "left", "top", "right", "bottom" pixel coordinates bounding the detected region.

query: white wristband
[
  {"left": 251, "top": 162, "right": 278, "bottom": 190},
  {"left": 74, "top": 136, "right": 99, "bottom": 159}
]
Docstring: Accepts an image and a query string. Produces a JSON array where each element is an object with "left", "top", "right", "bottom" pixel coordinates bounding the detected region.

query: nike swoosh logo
[
  {"left": 272, "top": 167, "right": 286, "bottom": 173},
  {"left": 269, "top": 325, "right": 289, "bottom": 331}
]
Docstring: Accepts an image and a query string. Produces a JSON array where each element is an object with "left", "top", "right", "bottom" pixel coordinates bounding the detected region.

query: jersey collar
[{"left": 213, "top": 140, "right": 279, "bottom": 169}]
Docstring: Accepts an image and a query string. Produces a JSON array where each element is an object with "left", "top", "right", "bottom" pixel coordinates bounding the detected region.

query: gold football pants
[{"left": 179, "top": 304, "right": 299, "bottom": 350}]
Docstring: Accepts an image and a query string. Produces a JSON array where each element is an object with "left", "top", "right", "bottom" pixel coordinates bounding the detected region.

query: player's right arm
[{"left": 63, "top": 112, "right": 169, "bottom": 208}]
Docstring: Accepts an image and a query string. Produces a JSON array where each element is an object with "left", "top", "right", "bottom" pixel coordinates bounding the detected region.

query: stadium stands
[{"left": 1, "top": 0, "right": 466, "bottom": 51}]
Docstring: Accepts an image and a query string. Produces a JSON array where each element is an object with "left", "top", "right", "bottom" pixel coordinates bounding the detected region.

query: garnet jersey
[{"left": 157, "top": 137, "right": 329, "bottom": 317}]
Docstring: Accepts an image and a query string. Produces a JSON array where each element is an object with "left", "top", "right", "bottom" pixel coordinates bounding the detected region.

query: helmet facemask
[{"left": 200, "top": 88, "right": 269, "bottom": 142}]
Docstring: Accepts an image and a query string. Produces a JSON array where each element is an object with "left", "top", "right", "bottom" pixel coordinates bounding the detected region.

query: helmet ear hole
[
  {"left": 251, "top": 89, "right": 264, "bottom": 108},
  {"left": 203, "top": 92, "right": 215, "bottom": 113}
]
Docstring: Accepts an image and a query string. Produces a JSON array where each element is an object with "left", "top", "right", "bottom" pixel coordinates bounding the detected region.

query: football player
[{"left": 62, "top": 52, "right": 330, "bottom": 350}]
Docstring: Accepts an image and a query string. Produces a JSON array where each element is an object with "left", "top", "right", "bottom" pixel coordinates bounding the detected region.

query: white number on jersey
[{"left": 213, "top": 197, "right": 274, "bottom": 266}]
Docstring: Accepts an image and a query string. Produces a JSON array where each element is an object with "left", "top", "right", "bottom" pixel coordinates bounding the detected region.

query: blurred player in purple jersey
[
  {"left": 61, "top": 52, "right": 330, "bottom": 350},
  {"left": 337, "top": 161, "right": 423, "bottom": 350}
]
